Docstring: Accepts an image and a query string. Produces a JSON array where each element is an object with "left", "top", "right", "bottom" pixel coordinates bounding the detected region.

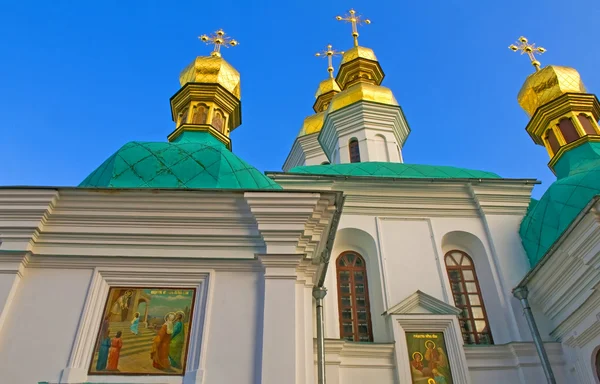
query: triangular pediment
[{"left": 383, "top": 290, "right": 461, "bottom": 316}]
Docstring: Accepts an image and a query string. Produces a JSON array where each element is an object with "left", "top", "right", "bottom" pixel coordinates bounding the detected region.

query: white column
[{"left": 259, "top": 254, "right": 304, "bottom": 384}]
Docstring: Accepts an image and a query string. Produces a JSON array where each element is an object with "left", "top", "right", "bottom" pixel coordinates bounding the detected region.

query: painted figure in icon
[
  {"left": 432, "top": 368, "right": 448, "bottom": 384},
  {"left": 130, "top": 312, "right": 140, "bottom": 335},
  {"left": 106, "top": 331, "right": 123, "bottom": 371},
  {"left": 109, "top": 290, "right": 132, "bottom": 322},
  {"left": 151, "top": 312, "right": 175, "bottom": 370},
  {"left": 95, "top": 328, "right": 111, "bottom": 371},
  {"left": 169, "top": 311, "right": 186, "bottom": 368},
  {"left": 411, "top": 351, "right": 424, "bottom": 373}
]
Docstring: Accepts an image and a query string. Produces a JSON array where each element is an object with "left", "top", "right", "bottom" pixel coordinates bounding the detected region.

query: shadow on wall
[
  {"left": 332, "top": 227, "right": 391, "bottom": 342},
  {"left": 440, "top": 230, "right": 513, "bottom": 344}
]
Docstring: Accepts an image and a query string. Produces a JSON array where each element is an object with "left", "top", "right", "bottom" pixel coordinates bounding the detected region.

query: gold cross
[
  {"left": 199, "top": 29, "right": 239, "bottom": 58},
  {"left": 315, "top": 44, "right": 344, "bottom": 78},
  {"left": 336, "top": 9, "right": 371, "bottom": 47},
  {"left": 509, "top": 36, "right": 546, "bottom": 72}
]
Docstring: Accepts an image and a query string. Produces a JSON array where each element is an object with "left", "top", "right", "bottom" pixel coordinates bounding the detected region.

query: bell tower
[
  {"left": 168, "top": 30, "right": 241, "bottom": 149},
  {"left": 510, "top": 36, "right": 600, "bottom": 177}
]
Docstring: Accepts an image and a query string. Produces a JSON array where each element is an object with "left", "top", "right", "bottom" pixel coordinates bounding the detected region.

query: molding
[
  {"left": 383, "top": 290, "right": 461, "bottom": 316},
  {"left": 270, "top": 176, "right": 538, "bottom": 218},
  {"left": 258, "top": 253, "right": 305, "bottom": 279},
  {"left": 166, "top": 124, "right": 232, "bottom": 149},
  {"left": 244, "top": 191, "right": 337, "bottom": 258},
  {"left": 60, "top": 267, "right": 213, "bottom": 384},
  {"left": 317, "top": 339, "right": 396, "bottom": 368},
  {"left": 0, "top": 188, "right": 59, "bottom": 252},
  {"left": 464, "top": 342, "right": 565, "bottom": 370}
]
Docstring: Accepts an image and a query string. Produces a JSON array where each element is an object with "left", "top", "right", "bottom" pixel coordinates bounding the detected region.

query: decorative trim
[
  {"left": 390, "top": 314, "right": 472, "bottom": 384},
  {"left": 258, "top": 254, "right": 305, "bottom": 279},
  {"left": 383, "top": 290, "right": 461, "bottom": 316},
  {"left": 167, "top": 124, "right": 232, "bottom": 150},
  {"left": 59, "top": 267, "right": 213, "bottom": 384},
  {"left": 548, "top": 135, "right": 600, "bottom": 172}
]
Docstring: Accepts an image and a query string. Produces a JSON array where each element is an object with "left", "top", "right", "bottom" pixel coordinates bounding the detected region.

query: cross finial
[
  {"left": 199, "top": 29, "right": 238, "bottom": 58},
  {"left": 315, "top": 44, "right": 345, "bottom": 78},
  {"left": 336, "top": 9, "right": 371, "bottom": 47},
  {"left": 509, "top": 36, "right": 546, "bottom": 72}
]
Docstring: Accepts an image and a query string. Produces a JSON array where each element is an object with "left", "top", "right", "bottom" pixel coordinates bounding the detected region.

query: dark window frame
[
  {"left": 349, "top": 138, "right": 361, "bottom": 163},
  {"left": 445, "top": 250, "right": 494, "bottom": 345},
  {"left": 336, "top": 251, "right": 373, "bottom": 342}
]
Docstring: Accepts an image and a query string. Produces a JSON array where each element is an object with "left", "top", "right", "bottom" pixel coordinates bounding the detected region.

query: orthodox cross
[
  {"left": 199, "top": 29, "right": 238, "bottom": 57},
  {"left": 509, "top": 36, "right": 546, "bottom": 72},
  {"left": 336, "top": 9, "right": 371, "bottom": 47},
  {"left": 315, "top": 44, "right": 344, "bottom": 78}
]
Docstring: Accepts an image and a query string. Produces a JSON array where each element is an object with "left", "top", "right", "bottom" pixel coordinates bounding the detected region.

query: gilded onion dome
[
  {"left": 179, "top": 55, "right": 241, "bottom": 99},
  {"left": 298, "top": 78, "right": 342, "bottom": 137},
  {"left": 518, "top": 65, "right": 586, "bottom": 116},
  {"left": 329, "top": 45, "right": 397, "bottom": 113}
]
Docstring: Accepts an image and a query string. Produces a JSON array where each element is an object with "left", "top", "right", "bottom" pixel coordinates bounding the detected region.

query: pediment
[{"left": 383, "top": 290, "right": 461, "bottom": 316}]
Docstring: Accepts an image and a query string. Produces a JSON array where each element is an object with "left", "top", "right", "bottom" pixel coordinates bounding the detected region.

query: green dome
[
  {"left": 79, "top": 132, "right": 281, "bottom": 190},
  {"left": 520, "top": 141, "right": 600, "bottom": 267},
  {"left": 288, "top": 162, "right": 501, "bottom": 179}
]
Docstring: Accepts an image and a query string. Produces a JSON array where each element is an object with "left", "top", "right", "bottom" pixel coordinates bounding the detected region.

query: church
[{"left": 1, "top": 8, "right": 599, "bottom": 384}]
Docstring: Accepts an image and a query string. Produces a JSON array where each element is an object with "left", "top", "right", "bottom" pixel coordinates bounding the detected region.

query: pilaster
[{"left": 258, "top": 253, "right": 304, "bottom": 384}]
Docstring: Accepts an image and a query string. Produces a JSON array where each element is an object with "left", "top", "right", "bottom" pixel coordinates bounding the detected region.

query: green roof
[
  {"left": 79, "top": 131, "right": 281, "bottom": 190},
  {"left": 520, "top": 141, "right": 600, "bottom": 266},
  {"left": 288, "top": 162, "right": 501, "bottom": 179}
]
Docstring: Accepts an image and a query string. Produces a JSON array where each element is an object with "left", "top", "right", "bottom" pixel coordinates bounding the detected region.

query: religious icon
[
  {"left": 89, "top": 287, "right": 196, "bottom": 376},
  {"left": 405, "top": 332, "right": 453, "bottom": 384}
]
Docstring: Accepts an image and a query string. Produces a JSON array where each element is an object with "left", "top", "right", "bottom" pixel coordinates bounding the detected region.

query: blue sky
[{"left": 1, "top": 0, "right": 598, "bottom": 198}]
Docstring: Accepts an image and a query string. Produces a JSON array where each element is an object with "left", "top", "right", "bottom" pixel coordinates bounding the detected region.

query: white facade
[
  {"left": 319, "top": 101, "right": 409, "bottom": 164},
  {"left": 283, "top": 132, "right": 329, "bottom": 172},
  {"left": 270, "top": 173, "right": 571, "bottom": 383},
  {"left": 0, "top": 188, "right": 340, "bottom": 384}
]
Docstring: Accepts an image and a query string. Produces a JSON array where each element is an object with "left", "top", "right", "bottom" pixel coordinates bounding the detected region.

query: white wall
[
  {"left": 202, "top": 271, "right": 262, "bottom": 384},
  {"left": 0, "top": 268, "right": 93, "bottom": 384}
]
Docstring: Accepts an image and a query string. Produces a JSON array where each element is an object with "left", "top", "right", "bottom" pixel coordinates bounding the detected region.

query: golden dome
[
  {"left": 315, "top": 78, "right": 341, "bottom": 98},
  {"left": 179, "top": 56, "right": 241, "bottom": 99},
  {"left": 341, "top": 46, "right": 378, "bottom": 64},
  {"left": 297, "top": 112, "right": 325, "bottom": 137},
  {"left": 328, "top": 82, "right": 398, "bottom": 113},
  {"left": 518, "top": 65, "right": 586, "bottom": 116}
]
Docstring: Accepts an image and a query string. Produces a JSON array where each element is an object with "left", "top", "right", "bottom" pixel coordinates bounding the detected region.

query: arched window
[
  {"left": 349, "top": 138, "right": 360, "bottom": 163},
  {"left": 212, "top": 110, "right": 225, "bottom": 133},
  {"left": 192, "top": 104, "right": 208, "bottom": 125},
  {"left": 337, "top": 251, "right": 373, "bottom": 342},
  {"left": 594, "top": 348, "right": 600, "bottom": 381},
  {"left": 445, "top": 250, "right": 493, "bottom": 345},
  {"left": 578, "top": 114, "right": 597, "bottom": 135},
  {"left": 545, "top": 129, "right": 561, "bottom": 154},
  {"left": 558, "top": 118, "right": 579, "bottom": 144},
  {"left": 321, "top": 161, "right": 330, "bottom": 165}
]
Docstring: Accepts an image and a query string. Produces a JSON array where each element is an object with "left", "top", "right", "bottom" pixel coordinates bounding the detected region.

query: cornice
[
  {"left": 244, "top": 191, "right": 339, "bottom": 259},
  {"left": 271, "top": 176, "right": 537, "bottom": 217},
  {"left": 0, "top": 189, "right": 59, "bottom": 252},
  {"left": 318, "top": 338, "right": 395, "bottom": 364}
]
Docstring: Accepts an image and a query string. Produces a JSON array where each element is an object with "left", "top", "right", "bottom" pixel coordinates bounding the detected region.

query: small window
[
  {"left": 336, "top": 251, "right": 373, "bottom": 342},
  {"left": 349, "top": 138, "right": 360, "bottom": 163},
  {"left": 445, "top": 250, "right": 493, "bottom": 345},
  {"left": 321, "top": 161, "right": 330, "bottom": 165},
  {"left": 545, "top": 129, "right": 561, "bottom": 154},
  {"left": 578, "top": 114, "right": 597, "bottom": 135},
  {"left": 558, "top": 118, "right": 579, "bottom": 144}
]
